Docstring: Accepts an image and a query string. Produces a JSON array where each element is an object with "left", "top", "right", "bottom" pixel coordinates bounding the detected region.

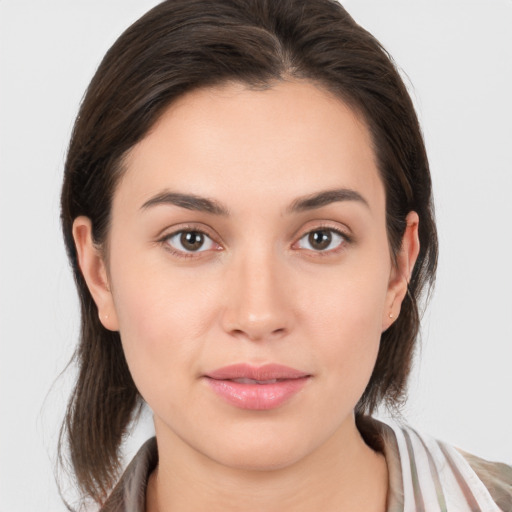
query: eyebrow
[
  {"left": 140, "top": 191, "right": 229, "bottom": 215},
  {"left": 287, "top": 188, "right": 369, "bottom": 213},
  {"left": 140, "top": 187, "right": 368, "bottom": 216}
]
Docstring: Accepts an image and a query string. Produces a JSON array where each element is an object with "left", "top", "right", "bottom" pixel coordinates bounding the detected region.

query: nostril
[
  {"left": 222, "top": 288, "right": 291, "bottom": 341},
  {"left": 228, "top": 326, "right": 288, "bottom": 342}
]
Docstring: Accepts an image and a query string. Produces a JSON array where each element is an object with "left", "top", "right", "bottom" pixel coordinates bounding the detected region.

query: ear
[
  {"left": 72, "top": 216, "right": 119, "bottom": 331},
  {"left": 382, "top": 211, "right": 420, "bottom": 331}
]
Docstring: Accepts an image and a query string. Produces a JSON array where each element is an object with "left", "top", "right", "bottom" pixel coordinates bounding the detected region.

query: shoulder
[
  {"left": 460, "top": 449, "right": 512, "bottom": 512},
  {"left": 395, "top": 421, "right": 512, "bottom": 512},
  {"left": 360, "top": 416, "right": 512, "bottom": 512}
]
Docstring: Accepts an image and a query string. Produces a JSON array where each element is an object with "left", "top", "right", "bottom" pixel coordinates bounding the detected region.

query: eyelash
[
  {"left": 158, "top": 225, "right": 222, "bottom": 259},
  {"left": 158, "top": 225, "right": 351, "bottom": 259},
  {"left": 293, "top": 226, "right": 351, "bottom": 256}
]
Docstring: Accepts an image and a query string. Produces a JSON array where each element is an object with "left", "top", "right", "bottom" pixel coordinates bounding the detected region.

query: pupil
[
  {"left": 309, "top": 230, "right": 331, "bottom": 250},
  {"left": 181, "top": 231, "right": 204, "bottom": 251}
]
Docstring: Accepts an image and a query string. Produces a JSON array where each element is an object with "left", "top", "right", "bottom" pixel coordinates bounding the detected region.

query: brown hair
[{"left": 60, "top": 0, "right": 438, "bottom": 505}]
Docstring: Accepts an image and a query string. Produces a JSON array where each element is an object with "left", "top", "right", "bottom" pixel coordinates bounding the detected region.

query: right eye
[{"left": 164, "top": 230, "right": 218, "bottom": 254}]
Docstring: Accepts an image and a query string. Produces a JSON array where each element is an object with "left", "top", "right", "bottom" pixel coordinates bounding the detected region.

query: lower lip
[{"left": 205, "top": 377, "right": 310, "bottom": 410}]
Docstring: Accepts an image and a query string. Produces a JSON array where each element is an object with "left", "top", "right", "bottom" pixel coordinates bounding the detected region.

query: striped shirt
[{"left": 101, "top": 417, "right": 512, "bottom": 511}]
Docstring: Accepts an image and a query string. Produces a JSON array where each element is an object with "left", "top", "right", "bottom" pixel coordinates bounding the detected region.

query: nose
[{"left": 221, "top": 249, "right": 292, "bottom": 342}]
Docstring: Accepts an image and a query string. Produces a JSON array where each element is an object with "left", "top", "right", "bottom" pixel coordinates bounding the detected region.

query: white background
[{"left": 1, "top": 1, "right": 511, "bottom": 510}]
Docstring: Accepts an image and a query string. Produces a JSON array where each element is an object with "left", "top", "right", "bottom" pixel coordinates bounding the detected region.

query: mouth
[
  {"left": 229, "top": 378, "right": 282, "bottom": 384},
  {"left": 204, "top": 364, "right": 311, "bottom": 410}
]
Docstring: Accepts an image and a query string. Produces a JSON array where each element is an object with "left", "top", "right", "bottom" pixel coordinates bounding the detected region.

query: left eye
[
  {"left": 165, "top": 230, "right": 217, "bottom": 253},
  {"left": 296, "top": 229, "right": 346, "bottom": 252}
]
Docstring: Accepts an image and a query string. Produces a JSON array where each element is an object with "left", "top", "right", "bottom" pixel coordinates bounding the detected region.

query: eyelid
[
  {"left": 293, "top": 220, "right": 353, "bottom": 241},
  {"left": 155, "top": 221, "right": 352, "bottom": 257},
  {"left": 157, "top": 223, "right": 223, "bottom": 257},
  {"left": 291, "top": 222, "right": 352, "bottom": 254}
]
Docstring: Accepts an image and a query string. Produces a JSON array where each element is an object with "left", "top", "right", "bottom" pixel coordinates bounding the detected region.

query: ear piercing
[{"left": 389, "top": 313, "right": 394, "bottom": 319}]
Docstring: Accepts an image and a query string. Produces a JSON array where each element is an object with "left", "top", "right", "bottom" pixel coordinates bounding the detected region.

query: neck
[{"left": 146, "top": 416, "right": 388, "bottom": 512}]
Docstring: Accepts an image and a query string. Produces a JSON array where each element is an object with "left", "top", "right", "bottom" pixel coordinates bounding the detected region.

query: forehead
[{"left": 118, "top": 80, "right": 384, "bottom": 215}]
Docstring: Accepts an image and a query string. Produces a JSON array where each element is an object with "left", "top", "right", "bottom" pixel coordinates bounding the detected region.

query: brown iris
[
  {"left": 180, "top": 231, "right": 204, "bottom": 251},
  {"left": 308, "top": 230, "right": 332, "bottom": 250}
]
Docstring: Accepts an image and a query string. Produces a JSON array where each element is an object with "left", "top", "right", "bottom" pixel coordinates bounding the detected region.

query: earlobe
[
  {"left": 382, "top": 211, "right": 420, "bottom": 331},
  {"left": 72, "top": 216, "right": 119, "bottom": 331}
]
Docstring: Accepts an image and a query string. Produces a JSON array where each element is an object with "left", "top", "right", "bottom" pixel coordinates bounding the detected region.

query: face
[{"left": 75, "top": 80, "right": 417, "bottom": 471}]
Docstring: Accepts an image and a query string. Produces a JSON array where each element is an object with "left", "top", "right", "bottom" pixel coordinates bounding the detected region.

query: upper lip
[{"left": 205, "top": 363, "right": 310, "bottom": 381}]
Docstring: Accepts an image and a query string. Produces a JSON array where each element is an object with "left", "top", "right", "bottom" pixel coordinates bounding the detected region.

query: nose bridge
[{"left": 222, "top": 242, "right": 290, "bottom": 341}]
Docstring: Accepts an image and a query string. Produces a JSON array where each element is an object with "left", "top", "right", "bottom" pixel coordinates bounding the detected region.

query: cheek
[
  {"left": 108, "top": 254, "right": 222, "bottom": 394},
  {"left": 299, "top": 257, "right": 390, "bottom": 389},
  {"left": 302, "top": 256, "right": 390, "bottom": 338}
]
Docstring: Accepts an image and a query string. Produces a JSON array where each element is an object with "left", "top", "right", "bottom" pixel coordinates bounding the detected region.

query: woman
[{"left": 59, "top": 0, "right": 512, "bottom": 510}]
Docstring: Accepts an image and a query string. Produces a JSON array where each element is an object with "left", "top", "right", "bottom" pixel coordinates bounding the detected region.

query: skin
[{"left": 74, "top": 80, "right": 419, "bottom": 512}]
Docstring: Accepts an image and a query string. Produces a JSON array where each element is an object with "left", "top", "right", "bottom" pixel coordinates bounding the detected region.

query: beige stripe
[
  {"left": 410, "top": 428, "right": 448, "bottom": 512},
  {"left": 438, "top": 441, "right": 482, "bottom": 512},
  {"left": 403, "top": 428, "right": 426, "bottom": 512}
]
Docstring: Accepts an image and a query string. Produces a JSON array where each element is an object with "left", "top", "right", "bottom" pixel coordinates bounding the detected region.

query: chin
[
  {"left": 198, "top": 423, "right": 321, "bottom": 473},
  {"left": 211, "top": 442, "right": 307, "bottom": 473}
]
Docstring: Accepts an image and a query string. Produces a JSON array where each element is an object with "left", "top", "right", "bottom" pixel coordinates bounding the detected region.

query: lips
[{"left": 204, "top": 364, "right": 310, "bottom": 410}]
